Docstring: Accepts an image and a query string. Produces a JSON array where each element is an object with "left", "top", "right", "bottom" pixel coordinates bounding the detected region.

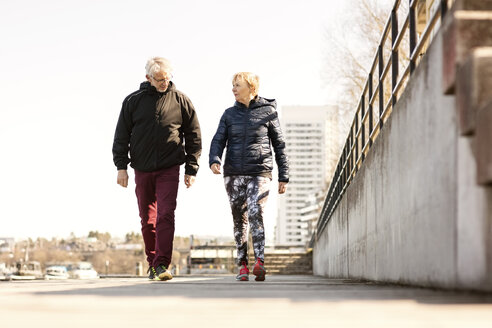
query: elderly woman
[{"left": 209, "top": 72, "right": 289, "bottom": 281}]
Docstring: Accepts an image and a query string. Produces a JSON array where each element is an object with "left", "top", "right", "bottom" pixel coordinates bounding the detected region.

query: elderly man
[{"left": 112, "top": 57, "right": 201, "bottom": 281}]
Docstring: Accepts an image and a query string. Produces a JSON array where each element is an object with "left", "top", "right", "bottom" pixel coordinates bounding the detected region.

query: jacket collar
[
  {"left": 234, "top": 96, "right": 259, "bottom": 109},
  {"left": 234, "top": 96, "right": 277, "bottom": 110},
  {"left": 140, "top": 81, "right": 176, "bottom": 95}
]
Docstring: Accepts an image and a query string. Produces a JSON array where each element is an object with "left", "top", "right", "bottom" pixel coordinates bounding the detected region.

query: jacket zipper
[
  {"left": 154, "top": 94, "right": 161, "bottom": 171},
  {"left": 241, "top": 108, "right": 249, "bottom": 173}
]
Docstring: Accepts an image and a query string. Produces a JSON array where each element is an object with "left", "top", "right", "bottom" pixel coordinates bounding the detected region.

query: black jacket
[
  {"left": 209, "top": 97, "right": 289, "bottom": 182},
  {"left": 113, "top": 81, "right": 201, "bottom": 175}
]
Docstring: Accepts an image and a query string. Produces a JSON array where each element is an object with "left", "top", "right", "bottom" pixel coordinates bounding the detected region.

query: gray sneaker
[{"left": 155, "top": 264, "right": 173, "bottom": 281}]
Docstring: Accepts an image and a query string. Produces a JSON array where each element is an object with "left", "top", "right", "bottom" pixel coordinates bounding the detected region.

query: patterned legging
[{"left": 224, "top": 175, "right": 271, "bottom": 265}]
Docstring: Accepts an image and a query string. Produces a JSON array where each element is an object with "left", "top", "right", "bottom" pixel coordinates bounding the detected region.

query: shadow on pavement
[{"left": 28, "top": 275, "right": 492, "bottom": 304}]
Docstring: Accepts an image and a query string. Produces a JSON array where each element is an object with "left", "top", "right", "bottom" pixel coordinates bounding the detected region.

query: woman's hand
[
  {"left": 211, "top": 163, "right": 221, "bottom": 174},
  {"left": 278, "top": 182, "right": 287, "bottom": 194}
]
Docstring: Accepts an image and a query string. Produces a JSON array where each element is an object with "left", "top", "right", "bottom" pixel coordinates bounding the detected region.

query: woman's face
[{"left": 232, "top": 78, "right": 252, "bottom": 105}]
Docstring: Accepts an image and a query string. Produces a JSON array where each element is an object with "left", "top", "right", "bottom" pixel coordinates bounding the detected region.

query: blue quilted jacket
[{"left": 209, "top": 97, "right": 289, "bottom": 182}]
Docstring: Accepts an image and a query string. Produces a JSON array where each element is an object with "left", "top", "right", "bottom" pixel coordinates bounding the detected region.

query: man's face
[{"left": 146, "top": 70, "right": 172, "bottom": 92}]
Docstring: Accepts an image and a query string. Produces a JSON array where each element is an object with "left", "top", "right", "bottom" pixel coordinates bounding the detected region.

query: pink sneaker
[
  {"left": 236, "top": 261, "right": 249, "bottom": 281},
  {"left": 252, "top": 258, "right": 266, "bottom": 281}
]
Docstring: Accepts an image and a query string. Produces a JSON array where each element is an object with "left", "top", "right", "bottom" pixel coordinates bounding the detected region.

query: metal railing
[{"left": 315, "top": 0, "right": 455, "bottom": 238}]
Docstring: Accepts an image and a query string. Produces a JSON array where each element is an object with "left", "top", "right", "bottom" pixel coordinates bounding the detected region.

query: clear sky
[{"left": 0, "top": 0, "right": 353, "bottom": 241}]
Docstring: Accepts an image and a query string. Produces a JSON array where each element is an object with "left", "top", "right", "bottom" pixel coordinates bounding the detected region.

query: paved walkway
[{"left": 1, "top": 275, "right": 492, "bottom": 328}]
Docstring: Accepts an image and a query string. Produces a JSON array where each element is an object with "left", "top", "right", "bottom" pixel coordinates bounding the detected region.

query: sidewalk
[{"left": 1, "top": 275, "right": 492, "bottom": 327}]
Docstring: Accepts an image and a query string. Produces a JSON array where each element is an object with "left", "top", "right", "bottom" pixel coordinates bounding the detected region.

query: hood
[{"left": 234, "top": 96, "right": 277, "bottom": 110}]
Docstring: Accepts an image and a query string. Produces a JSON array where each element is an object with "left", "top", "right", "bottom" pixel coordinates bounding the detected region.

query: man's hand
[
  {"left": 278, "top": 182, "right": 287, "bottom": 194},
  {"left": 184, "top": 174, "right": 195, "bottom": 188},
  {"left": 210, "top": 163, "right": 221, "bottom": 174},
  {"left": 117, "top": 170, "right": 128, "bottom": 188}
]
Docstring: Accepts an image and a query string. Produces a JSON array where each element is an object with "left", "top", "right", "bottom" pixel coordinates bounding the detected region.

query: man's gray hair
[{"left": 145, "top": 57, "right": 173, "bottom": 77}]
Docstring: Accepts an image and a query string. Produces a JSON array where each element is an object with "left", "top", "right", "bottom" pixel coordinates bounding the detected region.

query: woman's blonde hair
[
  {"left": 145, "top": 57, "right": 173, "bottom": 77},
  {"left": 233, "top": 72, "right": 259, "bottom": 96}
]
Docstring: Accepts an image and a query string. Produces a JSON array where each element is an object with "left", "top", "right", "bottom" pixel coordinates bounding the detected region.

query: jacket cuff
[
  {"left": 185, "top": 166, "right": 198, "bottom": 176},
  {"left": 209, "top": 160, "right": 221, "bottom": 167}
]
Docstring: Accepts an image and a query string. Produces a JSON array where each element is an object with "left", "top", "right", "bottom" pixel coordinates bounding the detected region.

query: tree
[
  {"left": 88, "top": 231, "right": 112, "bottom": 244},
  {"left": 125, "top": 231, "right": 143, "bottom": 244},
  {"left": 322, "top": 0, "right": 405, "bottom": 137}
]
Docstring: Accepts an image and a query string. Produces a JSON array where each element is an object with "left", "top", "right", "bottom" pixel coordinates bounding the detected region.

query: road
[{"left": 1, "top": 275, "right": 492, "bottom": 327}]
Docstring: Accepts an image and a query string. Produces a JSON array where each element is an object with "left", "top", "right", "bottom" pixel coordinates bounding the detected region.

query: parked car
[
  {"left": 45, "top": 265, "right": 69, "bottom": 280},
  {"left": 68, "top": 262, "right": 99, "bottom": 279}
]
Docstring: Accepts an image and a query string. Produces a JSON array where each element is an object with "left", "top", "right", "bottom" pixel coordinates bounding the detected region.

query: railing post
[
  {"left": 357, "top": 97, "right": 362, "bottom": 164},
  {"left": 368, "top": 73, "right": 373, "bottom": 147},
  {"left": 409, "top": 0, "right": 417, "bottom": 73},
  {"left": 343, "top": 142, "right": 347, "bottom": 188},
  {"left": 441, "top": 0, "right": 448, "bottom": 18},
  {"left": 378, "top": 45, "right": 384, "bottom": 130},
  {"left": 336, "top": 164, "right": 340, "bottom": 198},
  {"left": 391, "top": 8, "right": 399, "bottom": 106},
  {"left": 349, "top": 127, "right": 353, "bottom": 177}
]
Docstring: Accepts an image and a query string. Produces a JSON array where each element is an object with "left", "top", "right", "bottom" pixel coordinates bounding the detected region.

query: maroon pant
[{"left": 134, "top": 165, "right": 180, "bottom": 268}]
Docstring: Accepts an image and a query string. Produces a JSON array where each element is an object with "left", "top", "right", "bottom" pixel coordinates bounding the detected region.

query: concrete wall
[{"left": 313, "top": 30, "right": 492, "bottom": 291}]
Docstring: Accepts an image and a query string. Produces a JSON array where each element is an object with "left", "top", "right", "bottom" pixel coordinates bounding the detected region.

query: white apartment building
[{"left": 276, "top": 105, "right": 339, "bottom": 246}]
